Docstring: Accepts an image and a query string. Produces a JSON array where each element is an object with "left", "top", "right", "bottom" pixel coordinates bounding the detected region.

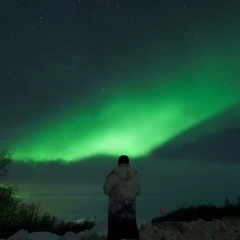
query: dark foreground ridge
[{"left": 152, "top": 198, "right": 240, "bottom": 223}]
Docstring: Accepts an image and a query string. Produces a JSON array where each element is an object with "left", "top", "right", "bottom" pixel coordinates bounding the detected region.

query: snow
[
  {"left": 60, "top": 231, "right": 78, "bottom": 240},
  {"left": 6, "top": 229, "right": 28, "bottom": 240},
  {"left": 4, "top": 218, "right": 146, "bottom": 240},
  {"left": 82, "top": 218, "right": 147, "bottom": 238},
  {"left": 4, "top": 217, "right": 240, "bottom": 240},
  {"left": 6, "top": 230, "right": 60, "bottom": 240}
]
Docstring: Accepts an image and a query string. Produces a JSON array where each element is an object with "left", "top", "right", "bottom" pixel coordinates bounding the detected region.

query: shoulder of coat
[{"left": 107, "top": 171, "right": 116, "bottom": 178}]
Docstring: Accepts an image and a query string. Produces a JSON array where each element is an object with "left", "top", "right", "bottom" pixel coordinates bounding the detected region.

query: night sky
[{"left": 1, "top": 0, "right": 240, "bottom": 222}]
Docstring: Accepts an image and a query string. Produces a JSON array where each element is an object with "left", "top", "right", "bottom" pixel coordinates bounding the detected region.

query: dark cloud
[
  {"left": 151, "top": 128, "right": 240, "bottom": 163},
  {"left": 8, "top": 156, "right": 116, "bottom": 186},
  {"left": 150, "top": 103, "right": 240, "bottom": 164},
  {"left": 6, "top": 153, "right": 240, "bottom": 221}
]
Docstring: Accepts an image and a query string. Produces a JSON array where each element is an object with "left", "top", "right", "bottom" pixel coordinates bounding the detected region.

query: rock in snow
[{"left": 5, "top": 217, "right": 240, "bottom": 240}]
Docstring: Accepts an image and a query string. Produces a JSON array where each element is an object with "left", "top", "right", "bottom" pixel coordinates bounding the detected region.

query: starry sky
[{"left": 1, "top": 0, "right": 240, "bottom": 222}]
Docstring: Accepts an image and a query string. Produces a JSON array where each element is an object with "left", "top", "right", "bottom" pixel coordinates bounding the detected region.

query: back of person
[
  {"left": 107, "top": 163, "right": 140, "bottom": 204},
  {"left": 103, "top": 155, "right": 141, "bottom": 240}
]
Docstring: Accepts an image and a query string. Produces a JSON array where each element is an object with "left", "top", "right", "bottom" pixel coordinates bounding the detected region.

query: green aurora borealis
[
  {"left": 1, "top": 0, "right": 239, "bottom": 163},
  {"left": 11, "top": 52, "right": 240, "bottom": 162}
]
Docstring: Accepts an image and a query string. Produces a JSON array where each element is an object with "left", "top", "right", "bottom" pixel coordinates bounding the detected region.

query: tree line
[
  {"left": 152, "top": 196, "right": 240, "bottom": 223},
  {"left": 0, "top": 150, "right": 95, "bottom": 239}
]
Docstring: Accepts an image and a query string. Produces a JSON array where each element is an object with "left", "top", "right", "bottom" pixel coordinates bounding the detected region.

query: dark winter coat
[{"left": 103, "top": 163, "right": 141, "bottom": 240}]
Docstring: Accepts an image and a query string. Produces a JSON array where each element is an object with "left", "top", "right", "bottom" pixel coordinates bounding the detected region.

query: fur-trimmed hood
[
  {"left": 110, "top": 163, "right": 138, "bottom": 181},
  {"left": 104, "top": 163, "right": 141, "bottom": 203}
]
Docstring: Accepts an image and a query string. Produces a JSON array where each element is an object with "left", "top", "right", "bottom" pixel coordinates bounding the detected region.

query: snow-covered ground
[
  {"left": 4, "top": 217, "right": 240, "bottom": 240},
  {"left": 82, "top": 218, "right": 147, "bottom": 238}
]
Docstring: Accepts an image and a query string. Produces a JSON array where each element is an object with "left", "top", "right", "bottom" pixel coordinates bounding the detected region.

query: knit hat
[{"left": 118, "top": 155, "right": 129, "bottom": 165}]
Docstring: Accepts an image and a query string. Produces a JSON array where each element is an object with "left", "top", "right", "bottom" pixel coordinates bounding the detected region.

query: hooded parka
[{"left": 103, "top": 163, "right": 141, "bottom": 240}]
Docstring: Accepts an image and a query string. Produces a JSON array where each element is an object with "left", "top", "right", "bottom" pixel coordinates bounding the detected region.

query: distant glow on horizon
[{"left": 11, "top": 54, "right": 240, "bottom": 162}]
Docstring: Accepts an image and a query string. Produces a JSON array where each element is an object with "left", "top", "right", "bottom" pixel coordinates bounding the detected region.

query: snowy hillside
[{"left": 139, "top": 217, "right": 240, "bottom": 240}]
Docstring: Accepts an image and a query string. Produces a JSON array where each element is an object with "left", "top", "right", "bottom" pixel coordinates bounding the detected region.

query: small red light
[{"left": 160, "top": 209, "right": 165, "bottom": 215}]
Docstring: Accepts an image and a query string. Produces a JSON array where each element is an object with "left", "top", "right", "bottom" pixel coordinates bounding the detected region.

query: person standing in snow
[{"left": 103, "top": 155, "right": 141, "bottom": 240}]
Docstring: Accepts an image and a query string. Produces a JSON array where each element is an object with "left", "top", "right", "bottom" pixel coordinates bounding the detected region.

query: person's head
[{"left": 118, "top": 155, "right": 130, "bottom": 165}]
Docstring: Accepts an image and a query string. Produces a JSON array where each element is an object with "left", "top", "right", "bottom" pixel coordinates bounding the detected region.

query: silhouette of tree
[
  {"left": 0, "top": 149, "right": 12, "bottom": 182},
  {"left": 0, "top": 149, "right": 95, "bottom": 239},
  {"left": 237, "top": 195, "right": 240, "bottom": 207},
  {"left": 224, "top": 197, "right": 231, "bottom": 207},
  {"left": 152, "top": 196, "right": 240, "bottom": 224}
]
